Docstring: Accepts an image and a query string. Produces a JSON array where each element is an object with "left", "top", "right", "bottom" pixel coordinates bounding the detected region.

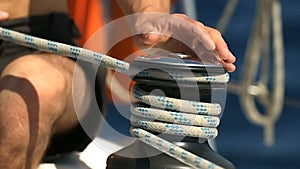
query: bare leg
[{"left": 0, "top": 53, "right": 90, "bottom": 169}]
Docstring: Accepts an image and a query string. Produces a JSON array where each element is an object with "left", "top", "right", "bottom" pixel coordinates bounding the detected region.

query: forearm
[{"left": 116, "top": 0, "right": 171, "bottom": 14}]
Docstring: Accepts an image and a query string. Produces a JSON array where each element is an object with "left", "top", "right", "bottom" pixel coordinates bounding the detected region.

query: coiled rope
[
  {"left": 0, "top": 27, "right": 227, "bottom": 169},
  {"left": 216, "top": 0, "right": 285, "bottom": 146},
  {"left": 241, "top": 0, "right": 285, "bottom": 146}
]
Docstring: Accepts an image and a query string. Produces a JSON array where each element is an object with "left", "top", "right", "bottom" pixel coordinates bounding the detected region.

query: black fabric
[
  {"left": 0, "top": 12, "right": 80, "bottom": 44},
  {"left": 0, "top": 13, "right": 81, "bottom": 70},
  {"left": 0, "top": 13, "right": 107, "bottom": 159}
]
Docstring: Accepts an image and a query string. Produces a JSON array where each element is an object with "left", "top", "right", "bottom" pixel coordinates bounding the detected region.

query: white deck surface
[{"left": 39, "top": 137, "right": 124, "bottom": 169}]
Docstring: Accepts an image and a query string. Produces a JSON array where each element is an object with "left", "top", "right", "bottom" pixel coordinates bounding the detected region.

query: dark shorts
[{"left": 0, "top": 13, "right": 107, "bottom": 159}]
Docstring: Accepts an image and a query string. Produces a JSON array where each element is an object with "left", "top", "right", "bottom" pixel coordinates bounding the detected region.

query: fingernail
[
  {"left": 0, "top": 11, "right": 9, "bottom": 18},
  {"left": 229, "top": 50, "right": 235, "bottom": 57},
  {"left": 228, "top": 64, "right": 236, "bottom": 72},
  {"left": 225, "top": 48, "right": 235, "bottom": 58}
]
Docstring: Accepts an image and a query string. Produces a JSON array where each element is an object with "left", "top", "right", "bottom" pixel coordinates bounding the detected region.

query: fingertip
[
  {"left": 218, "top": 47, "right": 236, "bottom": 63},
  {"left": 226, "top": 64, "right": 236, "bottom": 72},
  {"left": 0, "top": 11, "right": 9, "bottom": 20},
  {"left": 228, "top": 54, "right": 236, "bottom": 64}
]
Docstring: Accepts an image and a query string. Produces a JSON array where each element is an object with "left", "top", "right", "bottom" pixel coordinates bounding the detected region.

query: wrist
[
  {"left": 117, "top": 0, "right": 171, "bottom": 15},
  {"left": 132, "top": 3, "right": 171, "bottom": 14}
]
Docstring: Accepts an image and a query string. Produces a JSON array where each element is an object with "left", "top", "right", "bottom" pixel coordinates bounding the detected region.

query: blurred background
[{"left": 182, "top": 0, "right": 300, "bottom": 169}]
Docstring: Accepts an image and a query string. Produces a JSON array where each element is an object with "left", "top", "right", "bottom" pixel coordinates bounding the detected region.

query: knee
[{"left": 1, "top": 54, "right": 69, "bottom": 115}]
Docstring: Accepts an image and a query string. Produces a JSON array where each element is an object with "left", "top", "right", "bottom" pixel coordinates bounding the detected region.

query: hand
[
  {"left": 132, "top": 13, "right": 236, "bottom": 72},
  {"left": 0, "top": 11, "right": 9, "bottom": 21}
]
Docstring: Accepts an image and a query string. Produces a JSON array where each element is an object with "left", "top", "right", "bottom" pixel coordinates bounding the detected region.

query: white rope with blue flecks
[
  {"left": 0, "top": 27, "right": 130, "bottom": 73},
  {"left": 0, "top": 27, "right": 226, "bottom": 169}
]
